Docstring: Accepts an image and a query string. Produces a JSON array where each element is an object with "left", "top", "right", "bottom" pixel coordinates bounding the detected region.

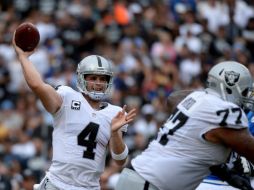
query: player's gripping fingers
[
  {"left": 12, "top": 31, "right": 35, "bottom": 57},
  {"left": 125, "top": 108, "right": 136, "bottom": 122},
  {"left": 114, "top": 111, "right": 122, "bottom": 119},
  {"left": 121, "top": 105, "right": 127, "bottom": 114}
]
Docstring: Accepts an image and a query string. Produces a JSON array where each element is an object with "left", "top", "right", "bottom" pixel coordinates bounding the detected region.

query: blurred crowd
[{"left": 0, "top": 0, "right": 254, "bottom": 189}]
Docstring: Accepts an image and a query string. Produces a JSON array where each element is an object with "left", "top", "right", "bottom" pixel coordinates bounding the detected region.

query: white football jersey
[
  {"left": 132, "top": 90, "right": 248, "bottom": 190},
  {"left": 47, "top": 86, "right": 127, "bottom": 190}
]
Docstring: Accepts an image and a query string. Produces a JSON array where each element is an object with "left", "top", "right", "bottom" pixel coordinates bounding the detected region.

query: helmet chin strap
[
  {"left": 86, "top": 82, "right": 109, "bottom": 101},
  {"left": 87, "top": 91, "right": 106, "bottom": 101},
  {"left": 77, "top": 77, "right": 112, "bottom": 101}
]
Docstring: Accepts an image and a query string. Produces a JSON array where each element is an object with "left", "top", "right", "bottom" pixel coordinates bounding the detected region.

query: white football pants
[
  {"left": 196, "top": 178, "right": 240, "bottom": 190},
  {"left": 115, "top": 168, "right": 159, "bottom": 190},
  {"left": 33, "top": 176, "right": 59, "bottom": 190}
]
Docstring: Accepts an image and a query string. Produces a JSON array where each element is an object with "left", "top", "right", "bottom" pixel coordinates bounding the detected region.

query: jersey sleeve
[
  {"left": 55, "top": 85, "right": 68, "bottom": 99},
  {"left": 178, "top": 92, "right": 249, "bottom": 129},
  {"left": 53, "top": 86, "right": 72, "bottom": 119}
]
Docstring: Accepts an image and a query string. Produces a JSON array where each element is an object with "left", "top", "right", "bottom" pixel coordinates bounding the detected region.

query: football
[{"left": 14, "top": 22, "right": 40, "bottom": 52}]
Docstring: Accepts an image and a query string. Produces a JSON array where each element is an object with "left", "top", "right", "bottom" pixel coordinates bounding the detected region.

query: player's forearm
[
  {"left": 110, "top": 131, "right": 128, "bottom": 165},
  {"left": 18, "top": 54, "right": 61, "bottom": 113},
  {"left": 18, "top": 54, "right": 44, "bottom": 90},
  {"left": 227, "top": 131, "right": 254, "bottom": 163},
  {"left": 234, "top": 144, "right": 254, "bottom": 164},
  {"left": 110, "top": 131, "right": 125, "bottom": 153}
]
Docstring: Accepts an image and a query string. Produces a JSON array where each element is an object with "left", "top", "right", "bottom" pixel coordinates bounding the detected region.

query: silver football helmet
[
  {"left": 76, "top": 55, "right": 114, "bottom": 101},
  {"left": 207, "top": 61, "right": 254, "bottom": 109}
]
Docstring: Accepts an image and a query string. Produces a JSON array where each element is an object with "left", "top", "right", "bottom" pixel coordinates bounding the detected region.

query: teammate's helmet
[
  {"left": 207, "top": 61, "right": 254, "bottom": 109},
  {"left": 76, "top": 55, "right": 114, "bottom": 101}
]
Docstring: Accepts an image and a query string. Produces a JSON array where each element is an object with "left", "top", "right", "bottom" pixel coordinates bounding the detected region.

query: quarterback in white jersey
[
  {"left": 47, "top": 85, "right": 131, "bottom": 189},
  {"left": 116, "top": 61, "right": 254, "bottom": 190},
  {"left": 12, "top": 36, "right": 136, "bottom": 190}
]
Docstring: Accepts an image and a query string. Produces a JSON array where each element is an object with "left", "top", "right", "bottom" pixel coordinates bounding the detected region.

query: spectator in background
[
  {"left": 0, "top": 100, "right": 24, "bottom": 134},
  {"left": 169, "top": 0, "right": 197, "bottom": 22},
  {"left": 243, "top": 17, "right": 254, "bottom": 61},
  {"left": 0, "top": 161, "right": 12, "bottom": 190},
  {"left": 0, "top": 55, "right": 10, "bottom": 104},
  {"left": 224, "top": 0, "right": 254, "bottom": 30},
  {"left": 133, "top": 104, "right": 157, "bottom": 141},
  {"left": 151, "top": 30, "right": 177, "bottom": 66},
  {"left": 179, "top": 47, "right": 202, "bottom": 87},
  {"left": 179, "top": 10, "right": 203, "bottom": 37},
  {"left": 197, "top": 0, "right": 229, "bottom": 33},
  {"left": 20, "top": 169, "right": 37, "bottom": 190}
]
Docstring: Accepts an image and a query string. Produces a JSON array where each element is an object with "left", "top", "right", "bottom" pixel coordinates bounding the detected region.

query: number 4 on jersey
[{"left": 77, "top": 122, "right": 99, "bottom": 160}]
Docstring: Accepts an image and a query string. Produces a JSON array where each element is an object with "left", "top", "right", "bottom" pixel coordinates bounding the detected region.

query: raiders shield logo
[{"left": 225, "top": 71, "right": 240, "bottom": 86}]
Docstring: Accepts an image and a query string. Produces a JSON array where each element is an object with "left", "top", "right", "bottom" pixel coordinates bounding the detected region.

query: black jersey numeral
[
  {"left": 216, "top": 107, "right": 242, "bottom": 126},
  {"left": 216, "top": 109, "right": 229, "bottom": 126},
  {"left": 159, "top": 108, "right": 188, "bottom": 145},
  {"left": 231, "top": 108, "right": 242, "bottom": 124},
  {"left": 77, "top": 122, "right": 99, "bottom": 160}
]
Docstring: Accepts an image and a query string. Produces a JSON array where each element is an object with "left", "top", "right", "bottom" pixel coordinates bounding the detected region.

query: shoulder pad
[{"left": 178, "top": 91, "right": 248, "bottom": 129}]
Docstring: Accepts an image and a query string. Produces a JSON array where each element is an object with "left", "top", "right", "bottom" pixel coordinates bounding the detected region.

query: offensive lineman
[
  {"left": 168, "top": 90, "right": 254, "bottom": 190},
  {"left": 115, "top": 61, "right": 254, "bottom": 190},
  {"left": 12, "top": 33, "right": 136, "bottom": 190}
]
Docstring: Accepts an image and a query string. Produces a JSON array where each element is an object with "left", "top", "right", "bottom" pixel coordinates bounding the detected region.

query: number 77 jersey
[
  {"left": 47, "top": 86, "right": 127, "bottom": 190},
  {"left": 131, "top": 90, "right": 248, "bottom": 190}
]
